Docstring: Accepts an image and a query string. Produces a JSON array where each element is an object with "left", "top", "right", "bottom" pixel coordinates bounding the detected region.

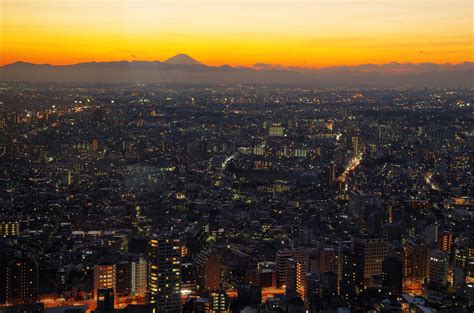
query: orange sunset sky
[{"left": 0, "top": 0, "right": 473, "bottom": 68}]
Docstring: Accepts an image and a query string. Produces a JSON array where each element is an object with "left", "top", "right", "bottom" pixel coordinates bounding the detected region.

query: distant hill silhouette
[
  {"left": 164, "top": 54, "right": 203, "bottom": 66},
  {"left": 0, "top": 54, "right": 472, "bottom": 87}
]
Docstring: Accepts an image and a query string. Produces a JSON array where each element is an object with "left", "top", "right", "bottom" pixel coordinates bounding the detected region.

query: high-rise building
[
  {"left": 116, "top": 260, "right": 131, "bottom": 297},
  {"left": 11, "top": 256, "right": 39, "bottom": 305},
  {"left": 317, "top": 247, "right": 339, "bottom": 278},
  {"left": 256, "top": 262, "right": 276, "bottom": 288},
  {"left": 428, "top": 250, "right": 448, "bottom": 287},
  {"left": 452, "top": 250, "right": 465, "bottom": 291},
  {"left": 285, "top": 258, "right": 307, "bottom": 300},
  {"left": 130, "top": 255, "right": 147, "bottom": 296},
  {"left": 438, "top": 231, "right": 453, "bottom": 253},
  {"left": 305, "top": 273, "right": 320, "bottom": 310},
  {"left": 0, "top": 255, "right": 38, "bottom": 305},
  {"left": 352, "top": 134, "right": 361, "bottom": 156},
  {"left": 425, "top": 223, "right": 439, "bottom": 245},
  {"left": 94, "top": 263, "right": 116, "bottom": 299},
  {"left": 285, "top": 259, "right": 298, "bottom": 297},
  {"left": 382, "top": 256, "right": 403, "bottom": 293},
  {"left": 147, "top": 235, "right": 182, "bottom": 313},
  {"left": 426, "top": 250, "right": 448, "bottom": 304},
  {"left": 276, "top": 249, "right": 294, "bottom": 288},
  {"left": 115, "top": 255, "right": 147, "bottom": 297},
  {"left": 181, "top": 263, "right": 196, "bottom": 297},
  {"left": 194, "top": 249, "right": 222, "bottom": 290},
  {"left": 339, "top": 249, "right": 363, "bottom": 301},
  {"left": 402, "top": 239, "right": 427, "bottom": 286},
  {"left": 276, "top": 248, "right": 308, "bottom": 288},
  {"left": 352, "top": 236, "right": 387, "bottom": 286}
]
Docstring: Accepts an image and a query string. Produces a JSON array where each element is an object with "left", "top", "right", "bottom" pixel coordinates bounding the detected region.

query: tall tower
[
  {"left": 130, "top": 255, "right": 147, "bottom": 296},
  {"left": 285, "top": 258, "right": 307, "bottom": 300},
  {"left": 402, "top": 239, "right": 428, "bottom": 286},
  {"left": 147, "top": 235, "right": 182, "bottom": 313},
  {"left": 428, "top": 250, "right": 448, "bottom": 288},
  {"left": 426, "top": 249, "right": 448, "bottom": 304}
]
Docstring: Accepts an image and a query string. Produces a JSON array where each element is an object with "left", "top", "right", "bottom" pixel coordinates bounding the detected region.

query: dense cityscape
[{"left": 0, "top": 83, "right": 472, "bottom": 313}]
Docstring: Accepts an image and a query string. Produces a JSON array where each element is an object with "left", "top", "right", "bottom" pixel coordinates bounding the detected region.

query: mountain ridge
[
  {"left": 164, "top": 54, "right": 203, "bottom": 66},
  {"left": 1, "top": 55, "right": 472, "bottom": 87}
]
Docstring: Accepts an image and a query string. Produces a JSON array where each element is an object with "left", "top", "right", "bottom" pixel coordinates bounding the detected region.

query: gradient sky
[{"left": 0, "top": 0, "right": 472, "bottom": 67}]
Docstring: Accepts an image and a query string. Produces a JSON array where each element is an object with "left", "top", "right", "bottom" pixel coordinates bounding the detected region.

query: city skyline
[{"left": 0, "top": 1, "right": 473, "bottom": 313}]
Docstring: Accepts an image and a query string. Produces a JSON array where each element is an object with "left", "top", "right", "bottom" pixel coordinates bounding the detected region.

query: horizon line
[{"left": 2, "top": 56, "right": 473, "bottom": 70}]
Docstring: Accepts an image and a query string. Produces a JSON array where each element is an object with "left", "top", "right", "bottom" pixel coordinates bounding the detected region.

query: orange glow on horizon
[{"left": 1, "top": 0, "right": 472, "bottom": 68}]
